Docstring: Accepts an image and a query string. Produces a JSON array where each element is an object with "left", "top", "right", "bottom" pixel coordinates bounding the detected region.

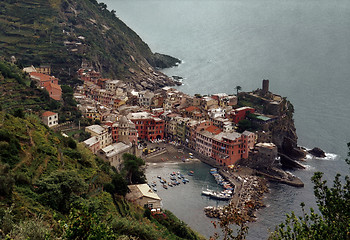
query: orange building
[
  {"left": 212, "top": 132, "right": 249, "bottom": 166},
  {"left": 29, "top": 72, "right": 62, "bottom": 101}
]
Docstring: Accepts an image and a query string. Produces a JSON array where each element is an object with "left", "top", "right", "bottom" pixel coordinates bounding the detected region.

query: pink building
[{"left": 195, "top": 125, "right": 221, "bottom": 158}]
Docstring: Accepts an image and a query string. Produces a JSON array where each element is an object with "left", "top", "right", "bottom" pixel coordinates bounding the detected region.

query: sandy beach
[{"left": 142, "top": 141, "right": 201, "bottom": 164}]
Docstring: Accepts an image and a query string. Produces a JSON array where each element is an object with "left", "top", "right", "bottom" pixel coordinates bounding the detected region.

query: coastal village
[{"left": 23, "top": 62, "right": 305, "bottom": 222}]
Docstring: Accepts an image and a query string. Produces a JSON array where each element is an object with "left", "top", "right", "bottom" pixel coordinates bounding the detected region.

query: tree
[
  {"left": 122, "top": 153, "right": 146, "bottom": 184},
  {"left": 104, "top": 173, "right": 129, "bottom": 197},
  {"left": 211, "top": 204, "right": 249, "bottom": 240},
  {"left": 270, "top": 143, "right": 350, "bottom": 239},
  {"left": 63, "top": 203, "right": 114, "bottom": 240},
  {"left": 235, "top": 86, "right": 242, "bottom": 97},
  {"left": 237, "top": 119, "right": 251, "bottom": 133}
]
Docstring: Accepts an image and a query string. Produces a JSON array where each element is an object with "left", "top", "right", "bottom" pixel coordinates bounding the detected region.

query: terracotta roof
[
  {"left": 48, "top": 83, "right": 61, "bottom": 90},
  {"left": 205, "top": 125, "right": 222, "bottom": 135},
  {"left": 29, "top": 72, "right": 57, "bottom": 82},
  {"left": 42, "top": 111, "right": 57, "bottom": 117},
  {"left": 185, "top": 106, "right": 199, "bottom": 112}
]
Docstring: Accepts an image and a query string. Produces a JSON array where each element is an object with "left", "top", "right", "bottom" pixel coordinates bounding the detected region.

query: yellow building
[{"left": 126, "top": 184, "right": 162, "bottom": 210}]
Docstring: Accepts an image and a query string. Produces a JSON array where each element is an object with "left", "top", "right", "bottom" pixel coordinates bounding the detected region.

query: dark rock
[
  {"left": 279, "top": 153, "right": 305, "bottom": 169},
  {"left": 308, "top": 147, "right": 326, "bottom": 158},
  {"left": 172, "top": 75, "right": 183, "bottom": 80},
  {"left": 150, "top": 53, "right": 181, "bottom": 69}
]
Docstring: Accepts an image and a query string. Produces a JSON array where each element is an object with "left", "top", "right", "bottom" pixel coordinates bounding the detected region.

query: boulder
[{"left": 308, "top": 147, "right": 326, "bottom": 158}]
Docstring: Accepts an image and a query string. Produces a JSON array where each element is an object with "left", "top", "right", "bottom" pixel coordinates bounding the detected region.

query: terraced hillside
[
  {"left": 0, "top": 110, "right": 204, "bottom": 240},
  {"left": 0, "top": 0, "right": 180, "bottom": 86}
]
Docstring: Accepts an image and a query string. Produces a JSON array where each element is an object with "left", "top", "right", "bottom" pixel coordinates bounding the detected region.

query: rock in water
[{"left": 308, "top": 147, "right": 326, "bottom": 158}]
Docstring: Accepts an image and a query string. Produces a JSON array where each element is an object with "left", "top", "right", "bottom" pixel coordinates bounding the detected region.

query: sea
[{"left": 102, "top": 0, "right": 350, "bottom": 239}]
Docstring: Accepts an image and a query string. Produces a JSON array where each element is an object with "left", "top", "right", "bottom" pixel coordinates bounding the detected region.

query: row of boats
[
  {"left": 151, "top": 171, "right": 194, "bottom": 191},
  {"left": 210, "top": 168, "right": 234, "bottom": 191},
  {"left": 201, "top": 168, "right": 235, "bottom": 201}
]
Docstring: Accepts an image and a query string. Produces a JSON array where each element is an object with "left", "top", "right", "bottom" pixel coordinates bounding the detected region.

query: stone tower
[
  {"left": 118, "top": 115, "right": 130, "bottom": 144},
  {"left": 262, "top": 79, "right": 269, "bottom": 95}
]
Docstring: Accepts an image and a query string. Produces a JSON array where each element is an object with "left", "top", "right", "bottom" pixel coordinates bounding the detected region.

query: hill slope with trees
[
  {"left": 0, "top": 0, "right": 180, "bottom": 87},
  {"left": 0, "top": 111, "right": 204, "bottom": 239}
]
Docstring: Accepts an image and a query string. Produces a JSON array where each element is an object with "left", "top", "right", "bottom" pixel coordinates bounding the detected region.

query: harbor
[{"left": 145, "top": 142, "right": 271, "bottom": 225}]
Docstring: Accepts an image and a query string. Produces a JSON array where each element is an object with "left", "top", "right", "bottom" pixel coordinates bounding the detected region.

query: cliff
[
  {"left": 240, "top": 89, "right": 306, "bottom": 168},
  {"left": 0, "top": 0, "right": 180, "bottom": 87}
]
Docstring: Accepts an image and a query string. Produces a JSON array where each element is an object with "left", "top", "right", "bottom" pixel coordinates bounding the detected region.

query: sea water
[{"left": 103, "top": 0, "right": 350, "bottom": 238}]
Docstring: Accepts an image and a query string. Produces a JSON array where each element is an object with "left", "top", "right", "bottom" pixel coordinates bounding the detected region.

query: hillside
[
  {"left": 0, "top": 0, "right": 180, "bottom": 87},
  {"left": 0, "top": 111, "right": 204, "bottom": 239},
  {"left": 0, "top": 60, "right": 82, "bottom": 124}
]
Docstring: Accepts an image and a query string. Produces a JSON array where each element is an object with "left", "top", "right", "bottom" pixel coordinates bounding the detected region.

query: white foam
[
  {"left": 305, "top": 154, "right": 313, "bottom": 160},
  {"left": 303, "top": 164, "right": 315, "bottom": 171},
  {"left": 324, "top": 153, "right": 338, "bottom": 161}
]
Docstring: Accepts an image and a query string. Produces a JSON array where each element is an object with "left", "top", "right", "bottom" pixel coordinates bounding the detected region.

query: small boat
[
  {"left": 188, "top": 171, "right": 194, "bottom": 176},
  {"left": 201, "top": 189, "right": 214, "bottom": 196},
  {"left": 172, "top": 180, "right": 180, "bottom": 185},
  {"left": 210, "top": 192, "right": 231, "bottom": 201}
]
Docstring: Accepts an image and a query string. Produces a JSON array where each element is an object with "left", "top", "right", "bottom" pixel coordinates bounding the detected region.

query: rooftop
[
  {"left": 85, "top": 125, "right": 105, "bottom": 135},
  {"left": 42, "top": 111, "right": 57, "bottom": 117},
  {"left": 128, "top": 112, "right": 152, "bottom": 119},
  {"left": 127, "top": 184, "right": 161, "bottom": 201},
  {"left": 101, "top": 142, "right": 131, "bottom": 157},
  {"left": 83, "top": 136, "right": 99, "bottom": 147}
]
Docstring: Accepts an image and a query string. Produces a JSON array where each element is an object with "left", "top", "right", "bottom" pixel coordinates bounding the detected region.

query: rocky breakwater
[{"left": 204, "top": 167, "right": 268, "bottom": 222}]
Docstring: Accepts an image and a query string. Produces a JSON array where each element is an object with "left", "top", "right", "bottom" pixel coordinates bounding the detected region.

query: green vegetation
[
  {"left": 0, "top": 61, "right": 81, "bottom": 124},
  {"left": 269, "top": 143, "right": 350, "bottom": 239},
  {"left": 122, "top": 153, "right": 146, "bottom": 185},
  {"left": 0, "top": 110, "right": 204, "bottom": 239}
]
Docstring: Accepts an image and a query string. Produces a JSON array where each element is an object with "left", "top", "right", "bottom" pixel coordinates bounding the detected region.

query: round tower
[
  {"left": 118, "top": 115, "right": 130, "bottom": 144},
  {"left": 262, "top": 79, "right": 269, "bottom": 95}
]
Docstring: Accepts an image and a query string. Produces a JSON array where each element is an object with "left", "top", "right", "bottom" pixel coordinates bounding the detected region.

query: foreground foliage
[
  {"left": 0, "top": 110, "right": 204, "bottom": 239},
  {"left": 270, "top": 143, "right": 350, "bottom": 239}
]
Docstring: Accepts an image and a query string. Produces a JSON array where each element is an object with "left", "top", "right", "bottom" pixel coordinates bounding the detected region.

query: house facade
[
  {"left": 42, "top": 111, "right": 58, "bottom": 128},
  {"left": 85, "top": 124, "right": 112, "bottom": 149},
  {"left": 128, "top": 112, "right": 165, "bottom": 141},
  {"left": 126, "top": 184, "right": 162, "bottom": 210}
]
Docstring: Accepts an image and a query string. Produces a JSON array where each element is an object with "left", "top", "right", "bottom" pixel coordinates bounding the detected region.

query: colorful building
[
  {"left": 195, "top": 125, "right": 221, "bottom": 158},
  {"left": 128, "top": 112, "right": 165, "bottom": 141},
  {"left": 228, "top": 107, "right": 255, "bottom": 124},
  {"left": 29, "top": 72, "right": 62, "bottom": 101},
  {"left": 212, "top": 132, "right": 249, "bottom": 166}
]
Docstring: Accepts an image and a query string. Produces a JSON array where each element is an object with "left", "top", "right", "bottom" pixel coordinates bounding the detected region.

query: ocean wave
[
  {"left": 305, "top": 154, "right": 313, "bottom": 160},
  {"left": 305, "top": 153, "right": 337, "bottom": 161},
  {"left": 324, "top": 152, "right": 338, "bottom": 161},
  {"left": 301, "top": 145, "right": 338, "bottom": 161},
  {"left": 302, "top": 164, "right": 315, "bottom": 171}
]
